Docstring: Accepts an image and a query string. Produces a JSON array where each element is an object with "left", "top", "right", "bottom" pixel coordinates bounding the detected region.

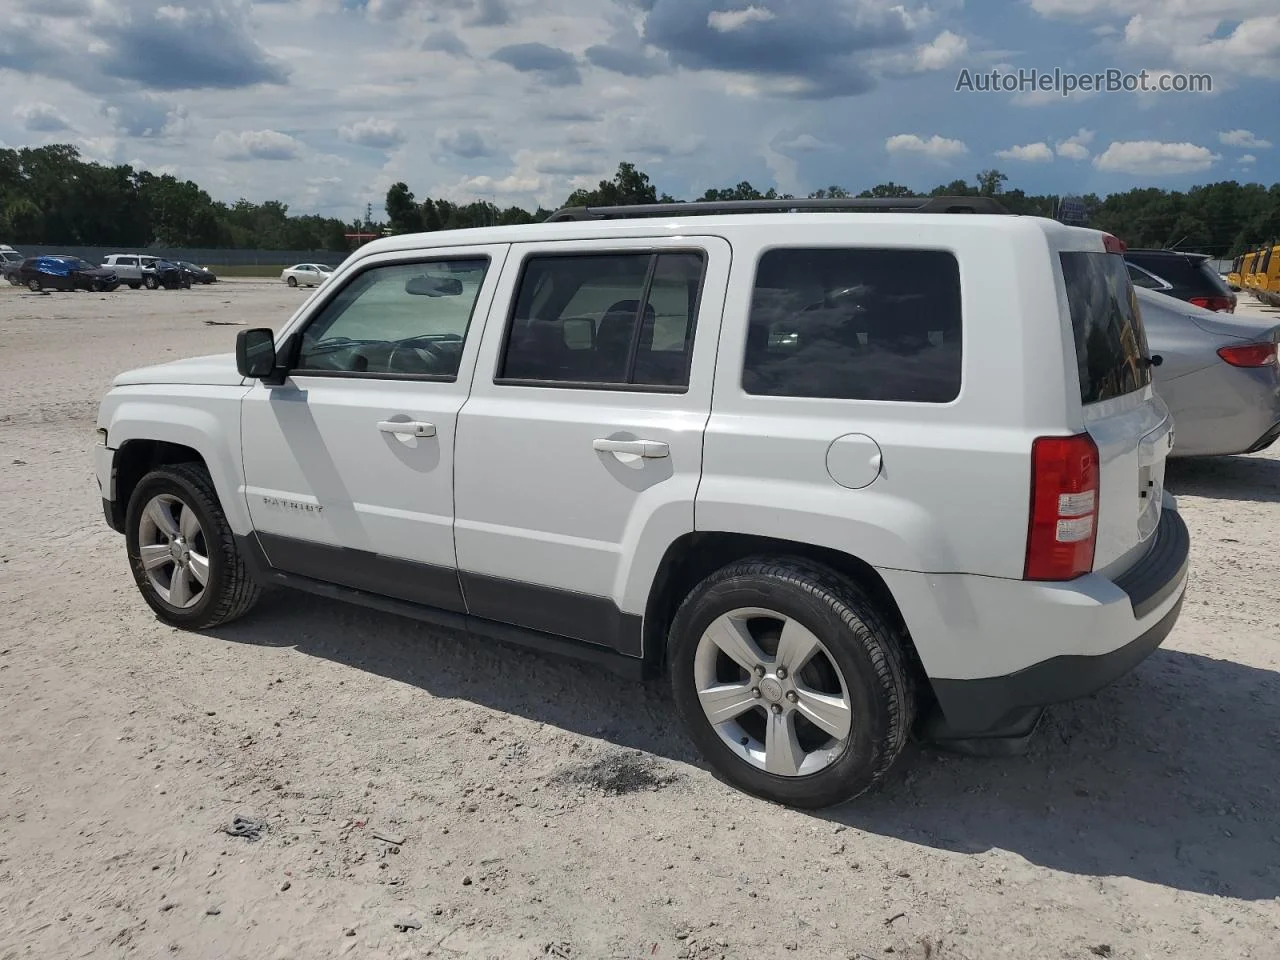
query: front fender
[{"left": 101, "top": 384, "right": 252, "bottom": 534}]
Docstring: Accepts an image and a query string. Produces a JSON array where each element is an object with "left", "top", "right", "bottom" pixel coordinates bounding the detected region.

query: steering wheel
[{"left": 386, "top": 338, "right": 445, "bottom": 375}]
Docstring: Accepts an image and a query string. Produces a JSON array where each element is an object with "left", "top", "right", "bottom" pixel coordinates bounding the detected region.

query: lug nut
[
  {"left": 754, "top": 665, "right": 766, "bottom": 678},
  {"left": 751, "top": 687, "right": 762, "bottom": 699},
  {"left": 776, "top": 667, "right": 788, "bottom": 680},
  {"left": 786, "top": 691, "right": 798, "bottom": 703},
  {"left": 770, "top": 704, "right": 783, "bottom": 715}
]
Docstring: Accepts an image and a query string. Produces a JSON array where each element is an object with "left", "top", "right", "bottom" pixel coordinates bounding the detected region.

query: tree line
[
  {"left": 0, "top": 144, "right": 353, "bottom": 251},
  {"left": 3, "top": 144, "right": 1277, "bottom": 257},
  {"left": 388, "top": 162, "right": 1280, "bottom": 258}
]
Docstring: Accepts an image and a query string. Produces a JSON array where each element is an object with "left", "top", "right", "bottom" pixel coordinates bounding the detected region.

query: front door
[
  {"left": 454, "top": 237, "right": 731, "bottom": 656},
  {"left": 240, "top": 245, "right": 508, "bottom": 611}
]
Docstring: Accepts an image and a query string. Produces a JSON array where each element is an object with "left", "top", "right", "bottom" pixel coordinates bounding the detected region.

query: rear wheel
[
  {"left": 287, "top": 275, "right": 298, "bottom": 287},
  {"left": 125, "top": 464, "right": 261, "bottom": 629},
  {"left": 27, "top": 277, "right": 41, "bottom": 292},
  {"left": 669, "top": 558, "right": 915, "bottom": 808}
]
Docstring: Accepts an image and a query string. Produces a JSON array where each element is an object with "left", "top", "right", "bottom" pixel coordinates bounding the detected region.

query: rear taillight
[
  {"left": 1217, "top": 342, "right": 1278, "bottom": 367},
  {"left": 1189, "top": 295, "right": 1236, "bottom": 313},
  {"left": 1025, "top": 434, "right": 1099, "bottom": 581},
  {"left": 1103, "top": 234, "right": 1127, "bottom": 254}
]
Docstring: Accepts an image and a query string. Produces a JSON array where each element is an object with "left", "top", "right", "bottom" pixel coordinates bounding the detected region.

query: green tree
[
  {"left": 976, "top": 169, "right": 1008, "bottom": 196},
  {"left": 563, "top": 161, "right": 658, "bottom": 208},
  {"left": 385, "top": 182, "right": 424, "bottom": 234}
]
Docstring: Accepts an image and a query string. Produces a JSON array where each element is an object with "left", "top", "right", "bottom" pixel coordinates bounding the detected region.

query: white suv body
[
  {"left": 102, "top": 254, "right": 161, "bottom": 289},
  {"left": 94, "top": 201, "right": 1189, "bottom": 807}
]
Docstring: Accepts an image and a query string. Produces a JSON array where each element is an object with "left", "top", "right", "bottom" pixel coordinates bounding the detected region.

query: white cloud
[
  {"left": 214, "top": 129, "right": 303, "bottom": 161},
  {"left": 339, "top": 118, "right": 406, "bottom": 149},
  {"left": 1055, "top": 128, "right": 1095, "bottom": 160},
  {"left": 1239, "top": 153, "right": 1257, "bottom": 165},
  {"left": 773, "top": 133, "right": 836, "bottom": 153},
  {"left": 884, "top": 133, "right": 968, "bottom": 160},
  {"left": 14, "top": 102, "right": 73, "bottom": 132},
  {"left": 1219, "top": 129, "right": 1272, "bottom": 149},
  {"left": 1093, "top": 140, "right": 1220, "bottom": 175},
  {"left": 915, "top": 30, "right": 968, "bottom": 70},
  {"left": 708, "top": 7, "right": 776, "bottom": 32},
  {"left": 995, "top": 142, "right": 1054, "bottom": 162}
]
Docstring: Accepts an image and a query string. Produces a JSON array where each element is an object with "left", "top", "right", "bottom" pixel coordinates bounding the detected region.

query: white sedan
[{"left": 281, "top": 263, "right": 334, "bottom": 288}]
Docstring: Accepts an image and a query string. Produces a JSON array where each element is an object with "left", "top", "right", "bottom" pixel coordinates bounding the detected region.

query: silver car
[{"left": 1138, "top": 287, "right": 1280, "bottom": 457}]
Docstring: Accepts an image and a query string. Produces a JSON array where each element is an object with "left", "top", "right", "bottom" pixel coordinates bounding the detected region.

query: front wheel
[
  {"left": 125, "top": 464, "right": 262, "bottom": 629},
  {"left": 143, "top": 274, "right": 158, "bottom": 290},
  {"left": 669, "top": 558, "right": 916, "bottom": 809}
]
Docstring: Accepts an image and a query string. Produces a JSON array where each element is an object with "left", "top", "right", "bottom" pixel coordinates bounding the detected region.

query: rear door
[
  {"left": 1058, "top": 246, "right": 1172, "bottom": 571},
  {"left": 453, "top": 237, "right": 730, "bottom": 657}
]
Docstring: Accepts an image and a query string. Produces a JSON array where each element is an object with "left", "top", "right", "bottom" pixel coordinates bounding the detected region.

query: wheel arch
[
  {"left": 642, "top": 532, "right": 930, "bottom": 700},
  {"left": 105, "top": 400, "right": 250, "bottom": 535}
]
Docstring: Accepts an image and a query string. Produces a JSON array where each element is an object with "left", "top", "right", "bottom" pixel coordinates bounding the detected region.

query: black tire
[
  {"left": 143, "top": 274, "right": 158, "bottom": 290},
  {"left": 669, "top": 557, "right": 915, "bottom": 809},
  {"left": 287, "top": 275, "right": 298, "bottom": 287},
  {"left": 182, "top": 276, "right": 191, "bottom": 289},
  {"left": 27, "top": 277, "right": 41, "bottom": 292},
  {"left": 124, "top": 463, "right": 262, "bottom": 630}
]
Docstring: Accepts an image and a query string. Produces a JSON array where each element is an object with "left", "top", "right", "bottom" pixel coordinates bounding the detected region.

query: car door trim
[
  {"left": 256, "top": 532, "right": 467, "bottom": 613},
  {"left": 238, "top": 533, "right": 645, "bottom": 663}
]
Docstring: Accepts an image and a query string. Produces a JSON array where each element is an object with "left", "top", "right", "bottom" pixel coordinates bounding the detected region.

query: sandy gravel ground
[{"left": 1, "top": 280, "right": 1278, "bottom": 960}]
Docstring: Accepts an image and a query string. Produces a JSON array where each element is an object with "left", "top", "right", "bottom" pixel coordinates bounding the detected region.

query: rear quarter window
[
  {"left": 1060, "top": 252, "right": 1152, "bottom": 405},
  {"left": 742, "top": 247, "right": 962, "bottom": 403}
]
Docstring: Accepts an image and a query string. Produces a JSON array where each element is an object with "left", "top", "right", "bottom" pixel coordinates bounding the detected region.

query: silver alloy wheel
[
  {"left": 693, "top": 607, "right": 853, "bottom": 777},
  {"left": 137, "top": 494, "right": 209, "bottom": 609}
]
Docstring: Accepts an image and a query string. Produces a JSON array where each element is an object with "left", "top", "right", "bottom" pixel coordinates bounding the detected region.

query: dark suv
[{"left": 1124, "top": 249, "right": 1237, "bottom": 313}]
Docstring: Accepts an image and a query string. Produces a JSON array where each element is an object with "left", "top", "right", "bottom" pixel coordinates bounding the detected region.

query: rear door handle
[
  {"left": 378, "top": 420, "right": 436, "bottom": 438},
  {"left": 593, "top": 438, "right": 669, "bottom": 459}
]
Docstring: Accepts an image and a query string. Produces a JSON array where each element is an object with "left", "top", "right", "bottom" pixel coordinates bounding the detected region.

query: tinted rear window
[
  {"left": 743, "top": 248, "right": 962, "bottom": 403},
  {"left": 1060, "top": 252, "right": 1151, "bottom": 405},
  {"left": 1195, "top": 260, "right": 1232, "bottom": 294}
]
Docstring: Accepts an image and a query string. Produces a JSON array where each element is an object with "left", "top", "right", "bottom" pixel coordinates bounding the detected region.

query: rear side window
[
  {"left": 498, "top": 251, "right": 706, "bottom": 390},
  {"left": 743, "top": 248, "right": 962, "bottom": 403},
  {"left": 1060, "top": 252, "right": 1152, "bottom": 405}
]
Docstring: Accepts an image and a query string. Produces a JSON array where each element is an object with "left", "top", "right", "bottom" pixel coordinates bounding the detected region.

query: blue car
[{"left": 18, "top": 255, "right": 120, "bottom": 292}]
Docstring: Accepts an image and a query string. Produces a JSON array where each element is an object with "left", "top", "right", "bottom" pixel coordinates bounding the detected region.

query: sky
[{"left": 0, "top": 0, "right": 1277, "bottom": 221}]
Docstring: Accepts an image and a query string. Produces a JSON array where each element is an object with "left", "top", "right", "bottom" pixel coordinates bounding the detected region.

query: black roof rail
[{"left": 543, "top": 195, "right": 1011, "bottom": 222}]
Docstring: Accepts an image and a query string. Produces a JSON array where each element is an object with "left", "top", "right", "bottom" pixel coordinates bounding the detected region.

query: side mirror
[{"left": 236, "top": 328, "right": 277, "bottom": 379}]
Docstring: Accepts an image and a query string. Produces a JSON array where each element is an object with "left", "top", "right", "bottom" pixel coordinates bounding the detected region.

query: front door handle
[
  {"left": 593, "top": 438, "right": 669, "bottom": 459},
  {"left": 378, "top": 420, "right": 436, "bottom": 438}
]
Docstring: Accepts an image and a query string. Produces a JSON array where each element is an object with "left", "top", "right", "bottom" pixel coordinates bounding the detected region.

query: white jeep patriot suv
[{"left": 94, "top": 197, "right": 1190, "bottom": 808}]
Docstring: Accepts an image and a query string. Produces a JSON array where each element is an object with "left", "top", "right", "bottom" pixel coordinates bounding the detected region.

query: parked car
[
  {"left": 94, "top": 197, "right": 1189, "bottom": 809},
  {"left": 103, "top": 254, "right": 162, "bottom": 289},
  {"left": 1138, "top": 286, "right": 1280, "bottom": 457},
  {"left": 1125, "top": 249, "right": 1237, "bottom": 313},
  {"left": 176, "top": 261, "right": 217, "bottom": 284},
  {"left": 1, "top": 244, "right": 23, "bottom": 284},
  {"left": 150, "top": 259, "right": 192, "bottom": 290},
  {"left": 281, "top": 263, "right": 334, "bottom": 287},
  {"left": 19, "top": 255, "right": 120, "bottom": 292}
]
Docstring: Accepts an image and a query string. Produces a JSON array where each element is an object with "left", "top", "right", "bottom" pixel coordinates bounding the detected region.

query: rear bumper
[
  {"left": 1160, "top": 363, "right": 1280, "bottom": 458},
  {"left": 882, "top": 506, "right": 1190, "bottom": 735}
]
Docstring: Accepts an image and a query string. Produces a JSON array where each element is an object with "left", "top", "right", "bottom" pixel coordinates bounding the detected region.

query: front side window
[
  {"left": 743, "top": 247, "right": 963, "bottom": 403},
  {"left": 499, "top": 251, "right": 705, "bottom": 389},
  {"left": 295, "top": 258, "right": 489, "bottom": 379}
]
